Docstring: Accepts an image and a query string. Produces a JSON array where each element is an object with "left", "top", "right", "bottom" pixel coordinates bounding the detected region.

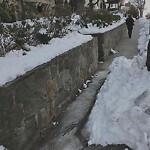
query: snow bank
[
  {"left": 79, "top": 16, "right": 125, "bottom": 34},
  {"left": 88, "top": 56, "right": 150, "bottom": 150},
  {"left": 0, "top": 32, "right": 92, "bottom": 86},
  {"left": 87, "top": 18, "right": 150, "bottom": 150}
]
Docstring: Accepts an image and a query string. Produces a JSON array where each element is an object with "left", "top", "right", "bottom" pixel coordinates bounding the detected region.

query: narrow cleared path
[
  {"left": 99, "top": 19, "right": 140, "bottom": 70},
  {"left": 32, "top": 20, "right": 140, "bottom": 150},
  {"left": 115, "top": 19, "right": 140, "bottom": 58}
]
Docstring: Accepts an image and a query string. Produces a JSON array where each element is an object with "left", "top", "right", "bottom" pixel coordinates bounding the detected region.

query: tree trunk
[
  {"left": 139, "top": 8, "right": 143, "bottom": 17},
  {"left": 20, "top": 0, "right": 25, "bottom": 20}
]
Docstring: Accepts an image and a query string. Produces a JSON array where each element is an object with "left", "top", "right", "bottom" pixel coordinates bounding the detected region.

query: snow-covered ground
[{"left": 87, "top": 6, "right": 150, "bottom": 150}]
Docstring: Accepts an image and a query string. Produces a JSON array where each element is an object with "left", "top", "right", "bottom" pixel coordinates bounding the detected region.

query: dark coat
[{"left": 126, "top": 16, "right": 134, "bottom": 30}]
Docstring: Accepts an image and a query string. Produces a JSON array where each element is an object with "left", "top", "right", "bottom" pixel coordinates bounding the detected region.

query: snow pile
[
  {"left": 138, "top": 18, "right": 150, "bottom": 55},
  {"left": 136, "top": 18, "right": 150, "bottom": 68},
  {"left": 87, "top": 19, "right": 150, "bottom": 150},
  {"left": 110, "top": 48, "right": 118, "bottom": 54},
  {"left": 88, "top": 56, "right": 150, "bottom": 149},
  {"left": 0, "top": 145, "right": 5, "bottom": 150},
  {"left": 79, "top": 14, "right": 125, "bottom": 34}
]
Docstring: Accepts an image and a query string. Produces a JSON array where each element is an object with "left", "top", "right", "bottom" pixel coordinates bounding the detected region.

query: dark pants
[{"left": 127, "top": 27, "right": 133, "bottom": 38}]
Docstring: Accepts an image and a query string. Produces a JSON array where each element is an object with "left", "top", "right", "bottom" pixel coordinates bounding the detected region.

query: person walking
[{"left": 126, "top": 15, "right": 135, "bottom": 38}]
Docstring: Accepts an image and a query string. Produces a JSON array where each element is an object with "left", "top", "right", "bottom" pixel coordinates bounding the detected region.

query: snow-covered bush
[
  {"left": 0, "top": 7, "right": 121, "bottom": 57},
  {"left": 0, "top": 17, "right": 70, "bottom": 56},
  {"left": 75, "top": 9, "right": 120, "bottom": 28}
]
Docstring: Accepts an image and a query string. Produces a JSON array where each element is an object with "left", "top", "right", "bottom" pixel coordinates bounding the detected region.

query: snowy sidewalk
[
  {"left": 32, "top": 20, "right": 140, "bottom": 150},
  {"left": 98, "top": 19, "right": 140, "bottom": 70}
]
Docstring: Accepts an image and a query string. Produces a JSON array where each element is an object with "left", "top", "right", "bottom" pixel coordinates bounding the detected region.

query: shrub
[
  {"left": 35, "top": 33, "right": 51, "bottom": 44},
  {"left": 54, "top": 4, "right": 71, "bottom": 17},
  {"left": 0, "top": 5, "right": 121, "bottom": 57},
  {"left": 75, "top": 9, "right": 120, "bottom": 28},
  {"left": 127, "top": 5, "right": 139, "bottom": 18}
]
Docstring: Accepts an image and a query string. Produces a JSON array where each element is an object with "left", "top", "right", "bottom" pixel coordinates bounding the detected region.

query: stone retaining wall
[
  {"left": 92, "top": 23, "right": 126, "bottom": 61},
  {"left": 0, "top": 22, "right": 126, "bottom": 150},
  {"left": 0, "top": 38, "right": 98, "bottom": 150}
]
